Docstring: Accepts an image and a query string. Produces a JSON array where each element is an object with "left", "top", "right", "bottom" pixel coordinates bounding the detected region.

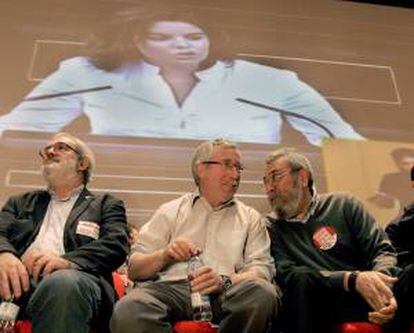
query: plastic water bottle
[
  {"left": 187, "top": 255, "right": 213, "bottom": 322},
  {"left": 0, "top": 297, "right": 20, "bottom": 333}
]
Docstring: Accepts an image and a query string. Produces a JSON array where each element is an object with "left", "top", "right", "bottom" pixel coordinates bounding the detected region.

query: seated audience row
[{"left": 0, "top": 133, "right": 413, "bottom": 333}]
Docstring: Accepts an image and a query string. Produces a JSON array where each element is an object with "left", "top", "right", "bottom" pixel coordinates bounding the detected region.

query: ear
[
  {"left": 297, "top": 169, "right": 310, "bottom": 188},
  {"left": 134, "top": 35, "right": 144, "bottom": 51},
  {"left": 77, "top": 157, "right": 89, "bottom": 172},
  {"left": 197, "top": 162, "right": 205, "bottom": 180}
]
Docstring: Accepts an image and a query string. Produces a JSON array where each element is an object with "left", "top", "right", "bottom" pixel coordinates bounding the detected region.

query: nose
[
  {"left": 263, "top": 180, "right": 274, "bottom": 194},
  {"left": 173, "top": 36, "right": 190, "bottom": 48}
]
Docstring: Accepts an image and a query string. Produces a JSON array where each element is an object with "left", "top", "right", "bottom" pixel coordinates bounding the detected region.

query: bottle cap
[{"left": 0, "top": 301, "right": 20, "bottom": 320}]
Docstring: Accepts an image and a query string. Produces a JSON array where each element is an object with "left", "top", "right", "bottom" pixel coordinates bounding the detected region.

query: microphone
[
  {"left": 236, "top": 97, "right": 335, "bottom": 139},
  {"left": 23, "top": 86, "right": 113, "bottom": 102}
]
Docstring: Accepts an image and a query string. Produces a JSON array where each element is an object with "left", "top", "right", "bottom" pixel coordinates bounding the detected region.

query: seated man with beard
[
  {"left": 263, "top": 148, "right": 414, "bottom": 333},
  {"left": 0, "top": 132, "right": 129, "bottom": 333}
]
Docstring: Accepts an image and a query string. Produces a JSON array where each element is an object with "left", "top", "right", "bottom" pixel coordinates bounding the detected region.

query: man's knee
[
  {"left": 110, "top": 289, "right": 169, "bottom": 333},
  {"left": 35, "top": 269, "right": 84, "bottom": 294},
  {"left": 28, "top": 269, "right": 100, "bottom": 315},
  {"left": 229, "top": 279, "right": 280, "bottom": 313},
  {"left": 286, "top": 269, "right": 323, "bottom": 290}
]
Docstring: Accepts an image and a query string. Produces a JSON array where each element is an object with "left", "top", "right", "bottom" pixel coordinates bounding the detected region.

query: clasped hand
[
  {"left": 0, "top": 250, "right": 71, "bottom": 300},
  {"left": 355, "top": 271, "right": 398, "bottom": 325}
]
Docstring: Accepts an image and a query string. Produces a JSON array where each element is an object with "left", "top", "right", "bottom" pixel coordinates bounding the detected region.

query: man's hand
[
  {"left": 22, "top": 252, "right": 72, "bottom": 282},
  {"left": 162, "top": 238, "right": 200, "bottom": 264},
  {"left": 368, "top": 296, "right": 398, "bottom": 325},
  {"left": 355, "top": 271, "right": 397, "bottom": 311},
  {"left": 191, "top": 266, "right": 222, "bottom": 295},
  {"left": 0, "top": 252, "right": 30, "bottom": 299}
]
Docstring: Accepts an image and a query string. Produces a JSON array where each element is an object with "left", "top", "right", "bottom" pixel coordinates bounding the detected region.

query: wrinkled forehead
[
  {"left": 47, "top": 135, "right": 72, "bottom": 146},
  {"left": 265, "top": 156, "right": 291, "bottom": 174},
  {"left": 46, "top": 135, "right": 79, "bottom": 153}
]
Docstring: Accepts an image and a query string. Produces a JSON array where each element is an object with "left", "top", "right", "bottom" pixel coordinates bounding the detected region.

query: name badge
[
  {"left": 76, "top": 220, "right": 100, "bottom": 240},
  {"left": 313, "top": 226, "right": 338, "bottom": 250}
]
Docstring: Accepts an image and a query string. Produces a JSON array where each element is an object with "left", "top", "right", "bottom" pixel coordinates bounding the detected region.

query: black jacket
[
  {"left": 386, "top": 203, "right": 414, "bottom": 268},
  {"left": 0, "top": 187, "right": 129, "bottom": 330}
]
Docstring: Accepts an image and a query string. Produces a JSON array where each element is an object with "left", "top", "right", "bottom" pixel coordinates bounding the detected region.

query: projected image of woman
[{"left": 0, "top": 8, "right": 363, "bottom": 145}]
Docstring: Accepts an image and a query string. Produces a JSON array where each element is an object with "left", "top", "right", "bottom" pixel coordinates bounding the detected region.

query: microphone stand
[
  {"left": 22, "top": 86, "right": 113, "bottom": 102},
  {"left": 236, "top": 97, "right": 335, "bottom": 139}
]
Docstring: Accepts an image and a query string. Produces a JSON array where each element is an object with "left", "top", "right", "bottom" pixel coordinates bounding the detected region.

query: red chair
[
  {"left": 173, "top": 321, "right": 218, "bottom": 333},
  {"left": 335, "top": 321, "right": 414, "bottom": 333},
  {"left": 335, "top": 322, "right": 383, "bottom": 333},
  {"left": 14, "top": 321, "right": 32, "bottom": 333}
]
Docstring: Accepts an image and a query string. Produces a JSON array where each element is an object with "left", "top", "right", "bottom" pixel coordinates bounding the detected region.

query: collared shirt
[
  {"left": 1, "top": 57, "right": 363, "bottom": 145},
  {"left": 24, "top": 185, "right": 83, "bottom": 256},
  {"left": 133, "top": 192, "right": 275, "bottom": 282}
]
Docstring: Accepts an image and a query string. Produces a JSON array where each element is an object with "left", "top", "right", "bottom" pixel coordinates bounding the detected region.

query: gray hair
[
  {"left": 52, "top": 132, "right": 96, "bottom": 184},
  {"left": 265, "top": 148, "right": 315, "bottom": 193},
  {"left": 191, "top": 138, "right": 238, "bottom": 186}
]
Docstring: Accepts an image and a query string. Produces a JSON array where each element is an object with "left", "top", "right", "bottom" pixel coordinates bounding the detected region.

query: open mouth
[{"left": 44, "top": 157, "right": 60, "bottom": 164}]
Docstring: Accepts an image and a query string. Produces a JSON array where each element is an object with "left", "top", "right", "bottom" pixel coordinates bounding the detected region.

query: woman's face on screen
[{"left": 137, "top": 21, "right": 210, "bottom": 69}]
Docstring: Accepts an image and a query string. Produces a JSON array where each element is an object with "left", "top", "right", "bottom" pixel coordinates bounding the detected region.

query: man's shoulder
[
  {"left": 81, "top": 189, "right": 125, "bottom": 206},
  {"left": 232, "top": 199, "right": 265, "bottom": 227},
  {"left": 317, "top": 192, "right": 359, "bottom": 206},
  {"left": 7, "top": 189, "right": 49, "bottom": 202},
  {"left": 151, "top": 193, "right": 194, "bottom": 217},
  {"left": 233, "top": 198, "right": 260, "bottom": 214},
  {"left": 388, "top": 203, "right": 414, "bottom": 228}
]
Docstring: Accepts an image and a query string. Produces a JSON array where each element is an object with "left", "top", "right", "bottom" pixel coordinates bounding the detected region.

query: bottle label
[
  {"left": 0, "top": 302, "right": 20, "bottom": 320},
  {"left": 191, "top": 292, "right": 203, "bottom": 307}
]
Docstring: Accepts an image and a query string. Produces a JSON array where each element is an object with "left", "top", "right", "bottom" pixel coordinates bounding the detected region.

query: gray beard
[
  {"left": 272, "top": 179, "right": 301, "bottom": 220},
  {"left": 274, "top": 198, "right": 299, "bottom": 220},
  {"left": 42, "top": 161, "right": 78, "bottom": 186}
]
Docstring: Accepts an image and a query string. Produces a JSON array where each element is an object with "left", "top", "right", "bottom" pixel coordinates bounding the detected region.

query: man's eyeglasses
[
  {"left": 39, "top": 142, "right": 80, "bottom": 159},
  {"left": 202, "top": 159, "right": 245, "bottom": 172},
  {"left": 263, "top": 167, "right": 301, "bottom": 184}
]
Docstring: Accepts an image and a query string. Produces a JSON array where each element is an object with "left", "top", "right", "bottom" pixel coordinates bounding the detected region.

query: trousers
[
  {"left": 25, "top": 269, "right": 111, "bottom": 333},
  {"left": 280, "top": 264, "right": 414, "bottom": 333},
  {"left": 110, "top": 278, "right": 280, "bottom": 333}
]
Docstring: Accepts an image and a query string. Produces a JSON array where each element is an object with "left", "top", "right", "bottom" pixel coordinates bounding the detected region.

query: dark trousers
[
  {"left": 110, "top": 278, "right": 280, "bottom": 333},
  {"left": 280, "top": 265, "right": 414, "bottom": 333},
  {"left": 9, "top": 270, "right": 113, "bottom": 333}
]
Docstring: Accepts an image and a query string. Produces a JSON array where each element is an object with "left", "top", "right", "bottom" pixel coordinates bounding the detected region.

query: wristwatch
[{"left": 220, "top": 275, "right": 233, "bottom": 292}]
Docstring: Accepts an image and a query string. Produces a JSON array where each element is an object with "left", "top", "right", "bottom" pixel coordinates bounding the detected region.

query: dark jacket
[
  {"left": 386, "top": 203, "right": 414, "bottom": 268},
  {"left": 0, "top": 187, "right": 129, "bottom": 330},
  {"left": 267, "top": 193, "right": 399, "bottom": 290}
]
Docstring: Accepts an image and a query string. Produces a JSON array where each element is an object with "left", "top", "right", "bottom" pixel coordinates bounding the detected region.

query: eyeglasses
[
  {"left": 39, "top": 142, "right": 80, "bottom": 159},
  {"left": 263, "top": 167, "right": 301, "bottom": 184},
  {"left": 202, "top": 159, "right": 245, "bottom": 172}
]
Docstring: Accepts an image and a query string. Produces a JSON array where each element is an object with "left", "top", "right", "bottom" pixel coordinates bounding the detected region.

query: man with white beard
[
  {"left": 0, "top": 132, "right": 129, "bottom": 333},
  {"left": 263, "top": 148, "right": 414, "bottom": 333}
]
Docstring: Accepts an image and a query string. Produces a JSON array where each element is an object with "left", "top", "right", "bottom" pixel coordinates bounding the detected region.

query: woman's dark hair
[{"left": 88, "top": 6, "right": 234, "bottom": 71}]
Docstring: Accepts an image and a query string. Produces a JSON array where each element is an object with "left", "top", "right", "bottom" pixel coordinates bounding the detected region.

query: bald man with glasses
[{"left": 0, "top": 132, "right": 129, "bottom": 333}]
